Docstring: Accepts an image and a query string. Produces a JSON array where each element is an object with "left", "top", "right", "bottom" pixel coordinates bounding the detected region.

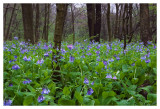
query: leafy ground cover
[{"left": 3, "top": 38, "right": 157, "bottom": 106}]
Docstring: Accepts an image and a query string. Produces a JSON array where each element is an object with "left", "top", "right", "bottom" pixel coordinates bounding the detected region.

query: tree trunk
[
  {"left": 123, "top": 4, "right": 127, "bottom": 50},
  {"left": 3, "top": 4, "right": 10, "bottom": 40},
  {"left": 46, "top": 4, "right": 50, "bottom": 42},
  {"left": 107, "top": 3, "right": 112, "bottom": 42},
  {"left": 43, "top": 4, "right": 47, "bottom": 41},
  {"left": 22, "top": 4, "right": 34, "bottom": 44},
  {"left": 52, "top": 4, "right": 68, "bottom": 82},
  {"left": 140, "top": 4, "right": 151, "bottom": 45},
  {"left": 114, "top": 4, "right": 119, "bottom": 38},
  {"left": 87, "top": 4, "right": 92, "bottom": 41},
  {"left": 94, "top": 4, "right": 101, "bottom": 42},
  {"left": 5, "top": 4, "right": 16, "bottom": 41},
  {"left": 35, "top": 4, "right": 40, "bottom": 43},
  {"left": 71, "top": 4, "right": 75, "bottom": 45}
]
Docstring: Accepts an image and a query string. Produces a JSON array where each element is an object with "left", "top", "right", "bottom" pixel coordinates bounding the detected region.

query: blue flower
[
  {"left": 4, "top": 99, "right": 12, "bottom": 106},
  {"left": 106, "top": 74, "right": 112, "bottom": 79},
  {"left": 87, "top": 53, "right": 92, "bottom": 56},
  {"left": 103, "top": 61, "right": 107, "bottom": 66},
  {"left": 112, "top": 76, "right": 117, "bottom": 80},
  {"left": 141, "top": 56, "right": 146, "bottom": 60},
  {"left": 14, "top": 55, "right": 17, "bottom": 58},
  {"left": 14, "top": 36, "right": 18, "bottom": 40},
  {"left": 131, "top": 63, "right": 135, "bottom": 66},
  {"left": 96, "top": 51, "right": 100, "bottom": 55},
  {"left": 69, "top": 56, "right": 75, "bottom": 62},
  {"left": 12, "top": 65, "right": 20, "bottom": 70},
  {"left": 42, "top": 45, "right": 48, "bottom": 50},
  {"left": 23, "top": 79, "right": 32, "bottom": 84},
  {"left": 37, "top": 95, "right": 45, "bottom": 103},
  {"left": 108, "top": 58, "right": 114, "bottom": 62},
  {"left": 87, "top": 88, "right": 94, "bottom": 95},
  {"left": 9, "top": 83, "right": 13, "bottom": 87},
  {"left": 23, "top": 56, "right": 31, "bottom": 61},
  {"left": 67, "top": 44, "right": 73, "bottom": 50},
  {"left": 44, "top": 52, "right": 49, "bottom": 57},
  {"left": 91, "top": 81, "right": 94, "bottom": 85},
  {"left": 37, "top": 59, "right": 44, "bottom": 65},
  {"left": 41, "top": 88, "right": 50, "bottom": 94},
  {"left": 84, "top": 78, "right": 89, "bottom": 84},
  {"left": 116, "top": 57, "right": 120, "bottom": 60},
  {"left": 145, "top": 59, "right": 150, "bottom": 63}
]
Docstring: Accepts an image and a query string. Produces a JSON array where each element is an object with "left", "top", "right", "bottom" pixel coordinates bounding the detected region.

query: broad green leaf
[{"left": 63, "top": 87, "right": 70, "bottom": 96}]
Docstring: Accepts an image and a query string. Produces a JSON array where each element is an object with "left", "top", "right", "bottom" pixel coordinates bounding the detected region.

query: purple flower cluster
[
  {"left": 84, "top": 78, "right": 89, "bottom": 84},
  {"left": 12, "top": 64, "right": 20, "bottom": 70},
  {"left": 23, "top": 56, "right": 31, "bottom": 61},
  {"left": 37, "top": 95, "right": 45, "bottom": 103},
  {"left": 4, "top": 99, "right": 12, "bottom": 106},
  {"left": 106, "top": 74, "right": 117, "bottom": 80},
  {"left": 67, "top": 44, "right": 73, "bottom": 50},
  {"left": 69, "top": 56, "right": 75, "bottom": 62},
  {"left": 87, "top": 88, "right": 94, "bottom": 95},
  {"left": 23, "top": 79, "right": 32, "bottom": 84},
  {"left": 37, "top": 59, "right": 44, "bottom": 65},
  {"left": 41, "top": 88, "right": 50, "bottom": 94},
  {"left": 44, "top": 52, "right": 49, "bottom": 57}
]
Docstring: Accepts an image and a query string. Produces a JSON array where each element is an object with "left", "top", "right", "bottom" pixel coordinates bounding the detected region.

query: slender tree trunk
[
  {"left": 140, "top": 4, "right": 151, "bottom": 45},
  {"left": 71, "top": 4, "right": 75, "bottom": 45},
  {"left": 107, "top": 3, "right": 111, "bottom": 42},
  {"left": 22, "top": 4, "right": 34, "bottom": 44},
  {"left": 95, "top": 4, "right": 101, "bottom": 42},
  {"left": 43, "top": 4, "right": 47, "bottom": 41},
  {"left": 35, "top": 4, "right": 40, "bottom": 43},
  {"left": 125, "top": 4, "right": 129, "bottom": 36},
  {"left": 52, "top": 4, "right": 68, "bottom": 82},
  {"left": 3, "top": 4, "right": 10, "bottom": 40},
  {"left": 114, "top": 4, "right": 119, "bottom": 38},
  {"left": 128, "top": 4, "right": 133, "bottom": 43},
  {"left": 5, "top": 4, "right": 16, "bottom": 41},
  {"left": 123, "top": 4, "right": 127, "bottom": 50},
  {"left": 46, "top": 4, "right": 50, "bottom": 42}
]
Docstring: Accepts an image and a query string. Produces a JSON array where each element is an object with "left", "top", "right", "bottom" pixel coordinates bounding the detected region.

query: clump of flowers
[
  {"left": 4, "top": 99, "right": 12, "bottom": 106},
  {"left": 12, "top": 64, "right": 20, "bottom": 70},
  {"left": 87, "top": 88, "right": 94, "bottom": 95},
  {"left": 84, "top": 78, "right": 89, "bottom": 84}
]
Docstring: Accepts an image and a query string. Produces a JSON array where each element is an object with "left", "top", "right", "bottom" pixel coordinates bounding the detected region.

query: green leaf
[
  {"left": 102, "top": 91, "right": 116, "bottom": 99},
  {"left": 27, "top": 85, "right": 36, "bottom": 93},
  {"left": 74, "top": 91, "right": 83, "bottom": 104},
  {"left": 63, "top": 87, "right": 70, "bottom": 96},
  {"left": 58, "top": 98, "right": 75, "bottom": 105},
  {"left": 147, "top": 93, "right": 157, "bottom": 104},
  {"left": 23, "top": 95, "right": 33, "bottom": 105},
  {"left": 122, "top": 64, "right": 128, "bottom": 73}
]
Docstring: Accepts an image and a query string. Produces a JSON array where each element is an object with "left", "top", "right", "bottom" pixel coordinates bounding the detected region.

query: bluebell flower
[
  {"left": 87, "top": 88, "right": 94, "bottom": 95},
  {"left": 147, "top": 41, "right": 151, "bottom": 45},
  {"left": 41, "top": 88, "right": 50, "bottom": 94},
  {"left": 37, "top": 59, "right": 44, "bottom": 65},
  {"left": 42, "top": 45, "right": 48, "bottom": 50},
  {"left": 4, "top": 99, "right": 12, "bottom": 106},
  {"left": 84, "top": 39, "right": 87, "bottom": 42},
  {"left": 112, "top": 76, "right": 117, "bottom": 80},
  {"left": 87, "top": 53, "right": 92, "bottom": 56},
  {"left": 116, "top": 57, "right": 120, "bottom": 60},
  {"left": 97, "top": 45, "right": 100, "bottom": 49},
  {"left": 109, "top": 58, "right": 114, "bottom": 62},
  {"left": 145, "top": 59, "right": 150, "bottom": 63},
  {"left": 12, "top": 65, "right": 20, "bottom": 70},
  {"left": 23, "top": 56, "right": 28, "bottom": 61},
  {"left": 84, "top": 78, "right": 89, "bottom": 84},
  {"left": 69, "top": 56, "right": 75, "bottom": 62},
  {"left": 106, "top": 74, "right": 112, "bottom": 79},
  {"left": 91, "top": 81, "right": 94, "bottom": 85},
  {"left": 37, "top": 95, "right": 45, "bottom": 103},
  {"left": 44, "top": 52, "right": 49, "bottom": 57},
  {"left": 97, "top": 58, "right": 100, "bottom": 61},
  {"left": 14, "top": 36, "right": 18, "bottom": 40},
  {"left": 103, "top": 61, "right": 107, "bottom": 66},
  {"left": 141, "top": 56, "right": 146, "bottom": 60},
  {"left": 9, "top": 83, "right": 13, "bottom": 87},
  {"left": 153, "top": 45, "right": 156, "bottom": 49},
  {"left": 131, "top": 63, "right": 135, "bottom": 66},
  {"left": 14, "top": 55, "right": 17, "bottom": 58},
  {"left": 114, "top": 48, "right": 117, "bottom": 51},
  {"left": 23, "top": 79, "right": 32, "bottom": 84},
  {"left": 81, "top": 55, "right": 85, "bottom": 58},
  {"left": 67, "top": 44, "right": 73, "bottom": 50},
  {"left": 96, "top": 51, "right": 100, "bottom": 55},
  {"left": 113, "top": 54, "right": 117, "bottom": 57}
]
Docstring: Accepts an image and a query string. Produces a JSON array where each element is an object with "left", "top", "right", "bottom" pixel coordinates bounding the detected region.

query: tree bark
[
  {"left": 94, "top": 4, "right": 101, "bottom": 42},
  {"left": 5, "top": 4, "right": 16, "bottom": 41},
  {"left": 71, "top": 4, "right": 75, "bottom": 45},
  {"left": 123, "top": 4, "right": 127, "bottom": 50},
  {"left": 114, "top": 4, "right": 119, "bottom": 38},
  {"left": 140, "top": 4, "right": 151, "bottom": 45},
  {"left": 3, "top": 4, "right": 10, "bottom": 40},
  {"left": 46, "top": 4, "right": 50, "bottom": 42},
  {"left": 22, "top": 4, "right": 34, "bottom": 44},
  {"left": 35, "top": 4, "right": 40, "bottom": 43},
  {"left": 43, "top": 4, "right": 47, "bottom": 41},
  {"left": 107, "top": 3, "right": 112, "bottom": 42},
  {"left": 52, "top": 4, "right": 68, "bottom": 82}
]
